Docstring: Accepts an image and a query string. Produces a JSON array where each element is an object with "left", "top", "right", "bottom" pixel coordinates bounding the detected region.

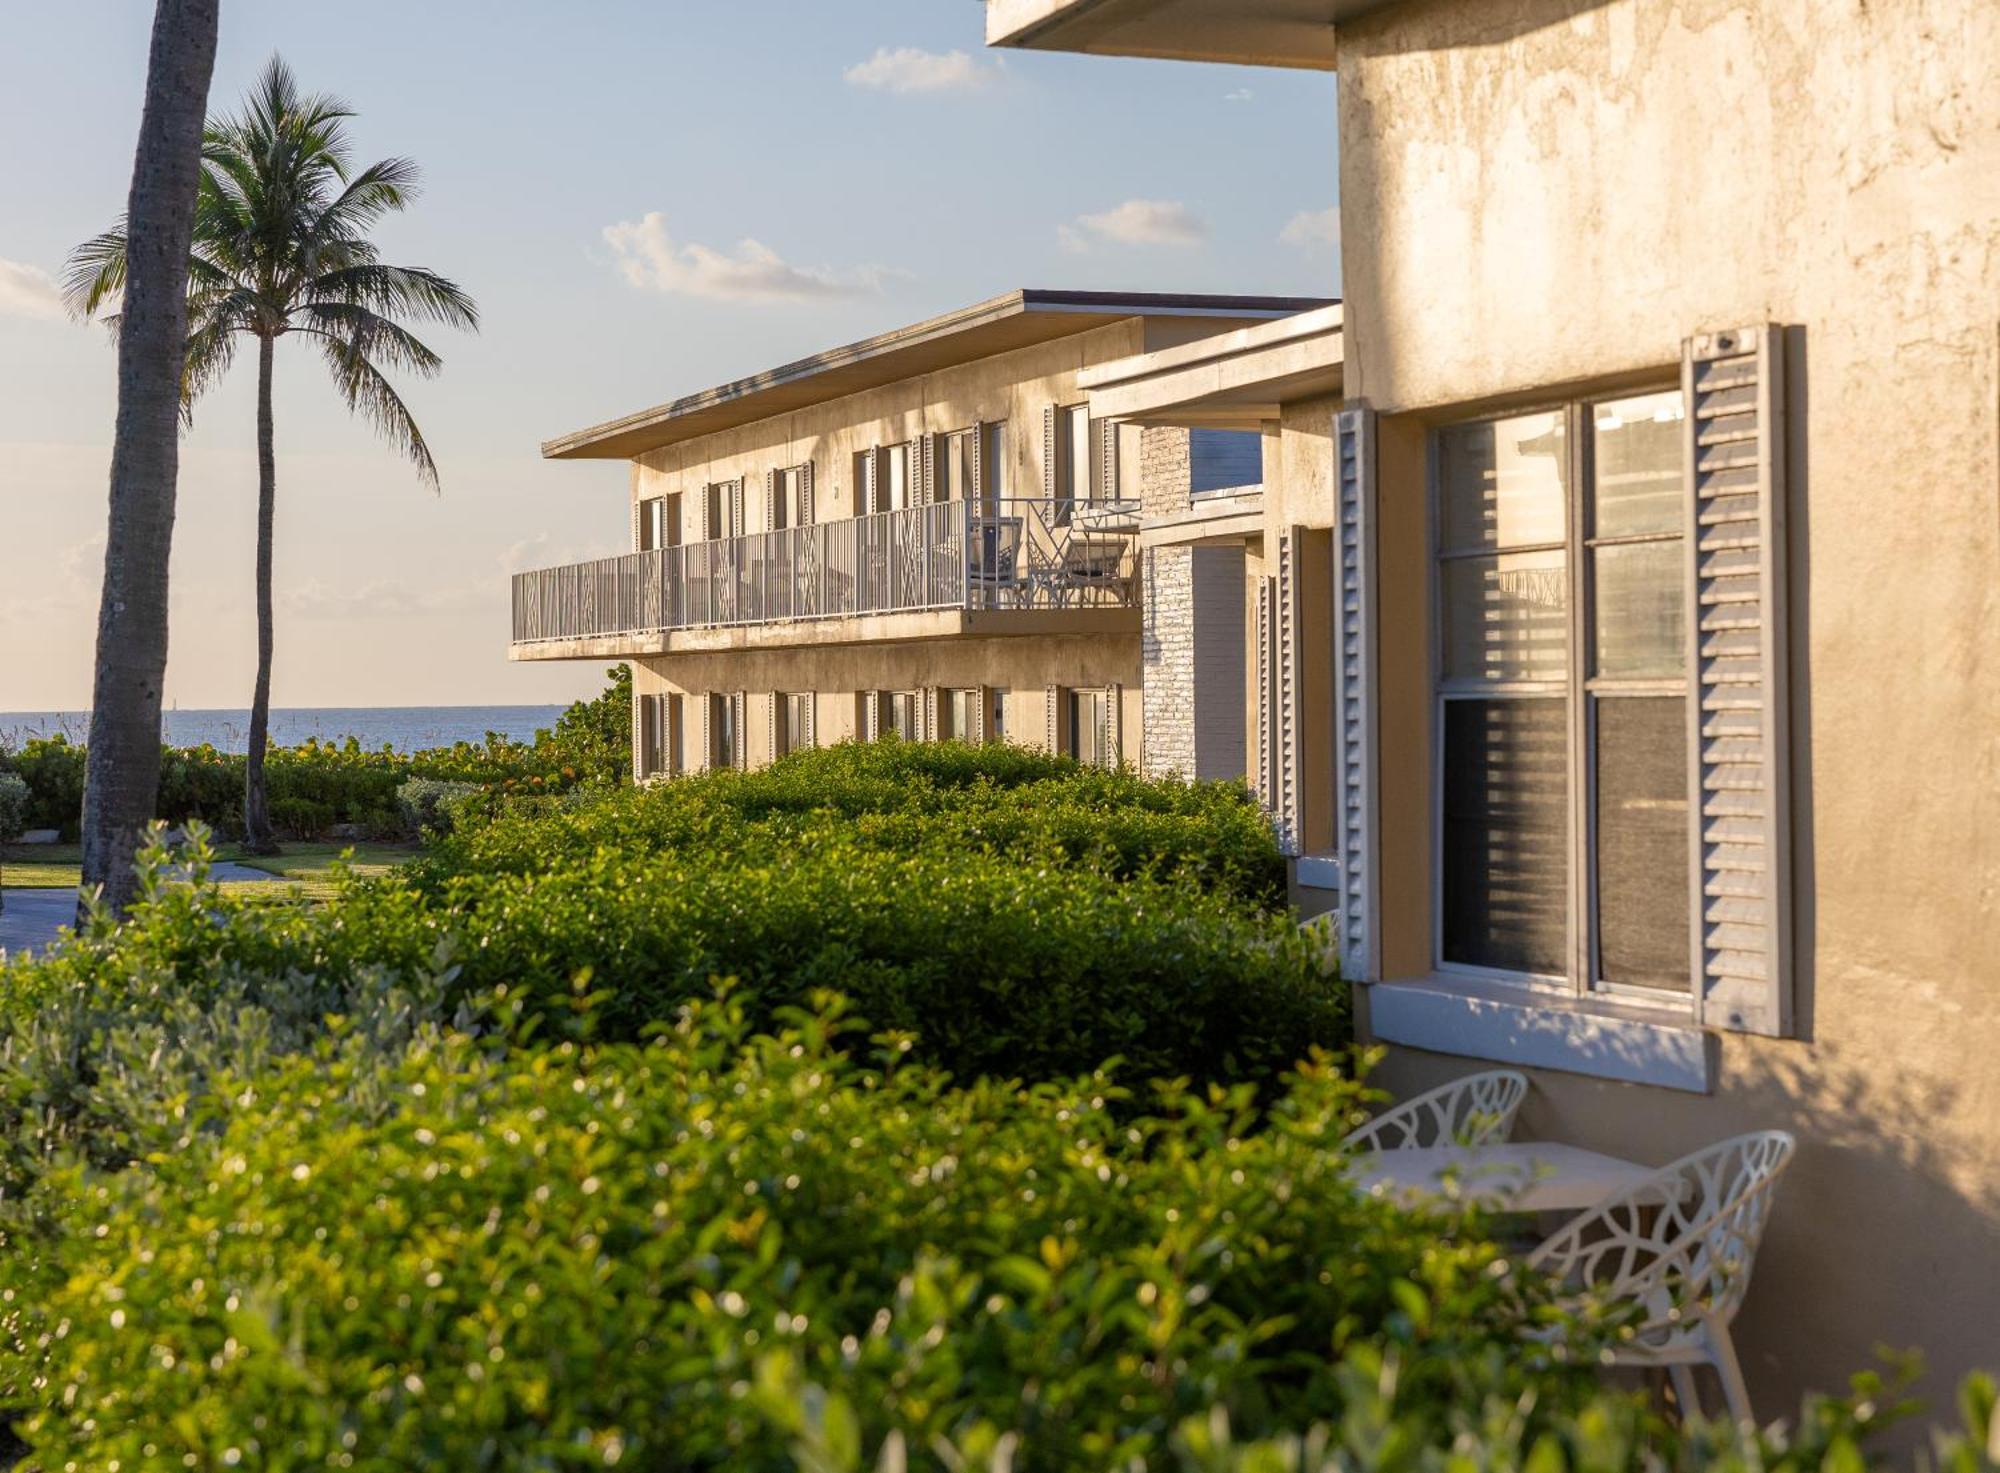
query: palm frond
[
  {"left": 294, "top": 302, "right": 444, "bottom": 377},
  {"left": 180, "top": 318, "right": 242, "bottom": 419},
  {"left": 308, "top": 331, "right": 441, "bottom": 490},
  {"left": 305, "top": 156, "right": 421, "bottom": 252},
  {"left": 307, "top": 263, "right": 479, "bottom": 332},
  {"left": 61, "top": 227, "right": 129, "bottom": 320}
]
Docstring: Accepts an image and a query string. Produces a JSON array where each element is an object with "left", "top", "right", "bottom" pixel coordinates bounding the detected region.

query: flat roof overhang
[
  {"left": 1078, "top": 303, "right": 1345, "bottom": 428},
  {"left": 985, "top": 0, "right": 1372, "bottom": 69},
  {"left": 508, "top": 606, "right": 1142, "bottom": 662},
  {"left": 544, "top": 289, "right": 1329, "bottom": 461}
]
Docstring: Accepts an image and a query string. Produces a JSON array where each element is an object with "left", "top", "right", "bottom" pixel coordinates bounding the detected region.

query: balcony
[{"left": 510, "top": 498, "right": 1141, "bottom": 657}]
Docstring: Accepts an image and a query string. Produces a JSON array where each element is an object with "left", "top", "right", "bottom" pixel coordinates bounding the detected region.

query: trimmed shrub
[
  {"left": 0, "top": 992, "right": 1585, "bottom": 1470},
  {"left": 0, "top": 772, "right": 26, "bottom": 842},
  {"left": 1, "top": 736, "right": 85, "bottom": 837},
  {"left": 395, "top": 775, "right": 481, "bottom": 836}
]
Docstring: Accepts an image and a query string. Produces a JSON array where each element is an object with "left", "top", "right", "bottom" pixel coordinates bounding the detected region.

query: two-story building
[
  {"left": 512, "top": 290, "right": 1321, "bottom": 774},
  {"left": 991, "top": 0, "right": 2000, "bottom": 1428}
]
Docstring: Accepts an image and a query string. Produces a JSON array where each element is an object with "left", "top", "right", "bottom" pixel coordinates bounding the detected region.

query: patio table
[{"left": 1351, "top": 1141, "right": 1660, "bottom": 1214}]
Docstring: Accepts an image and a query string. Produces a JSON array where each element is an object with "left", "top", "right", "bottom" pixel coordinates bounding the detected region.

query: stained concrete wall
[
  {"left": 627, "top": 319, "right": 1278, "bottom": 533},
  {"left": 1337, "top": 0, "right": 2000, "bottom": 1416}
]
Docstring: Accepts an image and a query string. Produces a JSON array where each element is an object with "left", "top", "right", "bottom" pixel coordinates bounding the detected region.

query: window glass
[
  {"left": 666, "top": 694, "right": 683, "bottom": 774},
  {"left": 782, "top": 692, "right": 810, "bottom": 754},
  {"left": 883, "top": 445, "right": 909, "bottom": 511},
  {"left": 1438, "top": 411, "right": 1567, "bottom": 552},
  {"left": 947, "top": 688, "right": 974, "bottom": 741},
  {"left": 1441, "top": 550, "right": 1568, "bottom": 682},
  {"left": 1592, "top": 540, "right": 1684, "bottom": 678},
  {"left": 1591, "top": 392, "right": 1684, "bottom": 538},
  {"left": 1440, "top": 697, "right": 1568, "bottom": 975},
  {"left": 979, "top": 423, "right": 1006, "bottom": 503},
  {"left": 1595, "top": 697, "right": 1690, "bottom": 990},
  {"left": 639, "top": 497, "right": 665, "bottom": 551},
  {"left": 1069, "top": 689, "right": 1107, "bottom": 767}
]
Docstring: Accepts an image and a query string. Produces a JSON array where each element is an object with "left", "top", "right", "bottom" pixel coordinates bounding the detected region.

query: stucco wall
[
  {"left": 1338, "top": 0, "right": 2000, "bottom": 1415},
  {"left": 626, "top": 320, "right": 1232, "bottom": 533}
]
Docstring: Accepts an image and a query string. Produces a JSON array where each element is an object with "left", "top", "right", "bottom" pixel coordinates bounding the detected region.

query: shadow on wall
[{"left": 1367, "top": 1022, "right": 2000, "bottom": 1441}]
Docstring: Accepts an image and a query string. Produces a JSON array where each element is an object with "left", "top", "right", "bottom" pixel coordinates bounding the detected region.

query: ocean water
[{"left": 0, "top": 706, "right": 570, "bottom": 756}]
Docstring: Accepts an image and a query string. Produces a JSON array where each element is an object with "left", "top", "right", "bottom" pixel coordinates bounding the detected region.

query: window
[
  {"left": 1069, "top": 688, "right": 1111, "bottom": 768},
  {"left": 705, "top": 480, "right": 742, "bottom": 541},
  {"left": 779, "top": 692, "right": 813, "bottom": 755},
  {"left": 708, "top": 692, "right": 740, "bottom": 769},
  {"left": 638, "top": 692, "right": 665, "bottom": 777},
  {"left": 1190, "top": 429, "right": 1262, "bottom": 496},
  {"left": 873, "top": 690, "right": 917, "bottom": 741},
  {"left": 938, "top": 431, "right": 972, "bottom": 503},
  {"left": 638, "top": 497, "right": 665, "bottom": 551},
  {"left": 666, "top": 693, "right": 684, "bottom": 775},
  {"left": 773, "top": 466, "right": 810, "bottom": 530},
  {"left": 1434, "top": 389, "right": 1688, "bottom": 995},
  {"left": 1054, "top": 404, "right": 1090, "bottom": 502},
  {"left": 944, "top": 687, "right": 978, "bottom": 742},
  {"left": 979, "top": 422, "right": 1006, "bottom": 505},
  {"left": 882, "top": 444, "right": 910, "bottom": 512}
]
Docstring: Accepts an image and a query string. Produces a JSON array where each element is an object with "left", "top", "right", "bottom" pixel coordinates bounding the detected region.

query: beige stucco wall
[{"left": 1337, "top": 0, "right": 2000, "bottom": 1416}]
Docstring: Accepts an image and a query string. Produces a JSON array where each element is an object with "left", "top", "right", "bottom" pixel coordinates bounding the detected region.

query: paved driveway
[
  {"left": 2, "top": 864, "right": 283, "bottom": 960},
  {"left": 0, "top": 890, "right": 80, "bottom": 959}
]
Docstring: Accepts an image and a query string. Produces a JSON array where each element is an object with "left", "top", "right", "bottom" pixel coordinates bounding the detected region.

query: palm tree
[
  {"left": 76, "top": 0, "right": 220, "bottom": 915},
  {"left": 67, "top": 56, "right": 478, "bottom": 853}
]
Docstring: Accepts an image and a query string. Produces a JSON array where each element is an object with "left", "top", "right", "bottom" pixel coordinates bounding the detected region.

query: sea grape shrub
[
  {"left": 394, "top": 776, "right": 482, "bottom": 836},
  {"left": 0, "top": 993, "right": 1581, "bottom": 1471},
  {"left": 0, "top": 665, "right": 632, "bottom": 841}
]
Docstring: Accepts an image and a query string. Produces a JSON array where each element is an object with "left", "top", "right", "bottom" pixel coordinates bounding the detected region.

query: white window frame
[{"left": 1427, "top": 385, "right": 1694, "bottom": 1018}]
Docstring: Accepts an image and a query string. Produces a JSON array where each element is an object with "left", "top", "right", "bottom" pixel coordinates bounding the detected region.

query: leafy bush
[
  {"left": 1, "top": 736, "right": 85, "bottom": 836},
  {"left": 0, "top": 771, "right": 26, "bottom": 842},
  {"left": 0, "top": 666, "right": 632, "bottom": 842},
  {"left": 422, "top": 740, "right": 1286, "bottom": 907},
  {"left": 0, "top": 992, "right": 1585, "bottom": 1469},
  {"left": 395, "top": 775, "right": 481, "bottom": 836}
]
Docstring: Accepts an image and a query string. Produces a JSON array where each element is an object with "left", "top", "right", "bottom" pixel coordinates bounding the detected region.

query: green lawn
[{"left": 2, "top": 841, "right": 416, "bottom": 897}]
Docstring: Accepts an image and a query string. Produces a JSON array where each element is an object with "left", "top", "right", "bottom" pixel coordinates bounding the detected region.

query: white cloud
[
  {"left": 1060, "top": 199, "right": 1208, "bottom": 252},
  {"left": 0, "top": 257, "right": 64, "bottom": 320},
  {"left": 1279, "top": 206, "right": 1341, "bottom": 252},
  {"left": 843, "top": 46, "right": 998, "bottom": 94},
  {"left": 602, "top": 212, "right": 892, "bottom": 303},
  {"left": 1223, "top": 87, "right": 1256, "bottom": 103}
]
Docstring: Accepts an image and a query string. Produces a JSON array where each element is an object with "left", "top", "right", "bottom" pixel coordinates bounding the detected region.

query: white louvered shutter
[
  {"left": 1044, "top": 685, "right": 1061, "bottom": 755},
  {"left": 1255, "top": 577, "right": 1275, "bottom": 811},
  {"left": 801, "top": 693, "right": 815, "bottom": 750},
  {"left": 863, "top": 691, "right": 879, "bottom": 742},
  {"left": 861, "top": 450, "right": 878, "bottom": 515},
  {"left": 1100, "top": 685, "right": 1121, "bottom": 768},
  {"left": 732, "top": 693, "right": 747, "bottom": 770},
  {"left": 920, "top": 687, "right": 937, "bottom": 743},
  {"left": 970, "top": 685, "right": 989, "bottom": 744},
  {"left": 762, "top": 469, "right": 775, "bottom": 532},
  {"left": 699, "top": 695, "right": 711, "bottom": 771},
  {"left": 916, "top": 434, "right": 934, "bottom": 506},
  {"left": 1041, "top": 407, "right": 1057, "bottom": 501},
  {"left": 969, "top": 421, "right": 983, "bottom": 503},
  {"left": 1274, "top": 529, "right": 1303, "bottom": 856},
  {"left": 798, "top": 462, "right": 815, "bottom": 525},
  {"left": 1096, "top": 420, "right": 1119, "bottom": 500},
  {"left": 695, "top": 485, "right": 710, "bottom": 542},
  {"left": 766, "top": 692, "right": 779, "bottom": 764},
  {"left": 631, "top": 497, "right": 644, "bottom": 552},
  {"left": 1332, "top": 407, "right": 1380, "bottom": 982},
  {"left": 1684, "top": 325, "right": 1791, "bottom": 1036}
]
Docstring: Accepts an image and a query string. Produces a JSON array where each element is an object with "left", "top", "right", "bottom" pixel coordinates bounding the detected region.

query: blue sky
[{"left": 0, "top": 0, "right": 1335, "bottom": 708}]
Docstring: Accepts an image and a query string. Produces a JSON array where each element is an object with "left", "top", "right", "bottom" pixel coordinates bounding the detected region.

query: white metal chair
[
  {"left": 1526, "top": 1130, "right": 1796, "bottom": 1425},
  {"left": 1341, "top": 1069, "right": 1530, "bottom": 1152}
]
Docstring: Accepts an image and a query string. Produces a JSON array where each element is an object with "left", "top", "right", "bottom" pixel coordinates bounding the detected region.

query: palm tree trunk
[
  {"left": 242, "top": 333, "right": 280, "bottom": 854},
  {"left": 78, "top": 0, "right": 221, "bottom": 919}
]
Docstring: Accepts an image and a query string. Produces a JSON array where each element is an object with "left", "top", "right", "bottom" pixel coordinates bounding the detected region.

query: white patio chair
[
  {"left": 1526, "top": 1130, "right": 1796, "bottom": 1425},
  {"left": 1341, "top": 1069, "right": 1529, "bottom": 1152}
]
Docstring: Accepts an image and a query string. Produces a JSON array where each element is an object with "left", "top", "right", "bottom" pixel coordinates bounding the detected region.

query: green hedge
[
  {"left": 0, "top": 993, "right": 1588, "bottom": 1470},
  {"left": 422, "top": 740, "right": 1287, "bottom": 907}
]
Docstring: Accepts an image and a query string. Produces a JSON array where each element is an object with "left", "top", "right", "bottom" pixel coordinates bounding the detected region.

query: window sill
[{"left": 1364, "top": 974, "right": 1714, "bottom": 1094}]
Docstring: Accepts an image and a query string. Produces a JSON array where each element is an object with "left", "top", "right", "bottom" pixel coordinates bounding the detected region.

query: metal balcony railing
[{"left": 510, "top": 497, "right": 1140, "bottom": 646}]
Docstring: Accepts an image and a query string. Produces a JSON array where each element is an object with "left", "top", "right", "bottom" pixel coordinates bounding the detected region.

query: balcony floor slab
[{"left": 509, "top": 605, "right": 1141, "bottom": 662}]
